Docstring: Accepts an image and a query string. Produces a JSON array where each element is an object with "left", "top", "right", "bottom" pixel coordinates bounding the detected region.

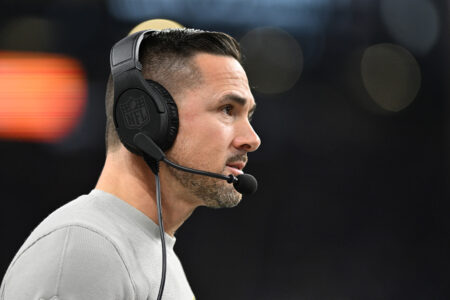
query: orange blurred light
[{"left": 0, "top": 51, "right": 87, "bottom": 142}]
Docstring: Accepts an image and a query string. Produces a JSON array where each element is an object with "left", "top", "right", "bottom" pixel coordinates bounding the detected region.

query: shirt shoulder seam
[{"left": 55, "top": 226, "right": 72, "bottom": 296}]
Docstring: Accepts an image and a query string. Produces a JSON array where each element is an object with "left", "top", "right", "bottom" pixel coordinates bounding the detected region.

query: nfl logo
[{"left": 120, "top": 95, "right": 151, "bottom": 129}]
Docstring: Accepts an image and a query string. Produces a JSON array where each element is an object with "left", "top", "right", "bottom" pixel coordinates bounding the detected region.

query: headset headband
[{"left": 110, "top": 30, "right": 154, "bottom": 77}]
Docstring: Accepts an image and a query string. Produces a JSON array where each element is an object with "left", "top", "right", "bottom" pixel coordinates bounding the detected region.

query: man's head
[
  {"left": 105, "top": 28, "right": 261, "bottom": 208},
  {"left": 105, "top": 29, "right": 242, "bottom": 151}
]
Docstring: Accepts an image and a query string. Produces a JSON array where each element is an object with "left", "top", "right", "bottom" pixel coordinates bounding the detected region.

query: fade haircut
[{"left": 105, "top": 28, "right": 242, "bottom": 152}]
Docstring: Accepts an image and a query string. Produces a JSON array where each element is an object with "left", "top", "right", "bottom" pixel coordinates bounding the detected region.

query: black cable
[{"left": 155, "top": 172, "right": 167, "bottom": 300}]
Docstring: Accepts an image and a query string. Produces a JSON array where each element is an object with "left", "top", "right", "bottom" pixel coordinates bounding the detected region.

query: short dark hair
[{"left": 105, "top": 28, "right": 242, "bottom": 152}]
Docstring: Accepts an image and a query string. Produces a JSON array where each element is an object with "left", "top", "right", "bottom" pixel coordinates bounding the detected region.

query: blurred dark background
[{"left": 1, "top": 0, "right": 450, "bottom": 299}]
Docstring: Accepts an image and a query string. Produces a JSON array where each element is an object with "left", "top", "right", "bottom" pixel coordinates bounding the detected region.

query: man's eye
[{"left": 222, "top": 104, "right": 234, "bottom": 116}]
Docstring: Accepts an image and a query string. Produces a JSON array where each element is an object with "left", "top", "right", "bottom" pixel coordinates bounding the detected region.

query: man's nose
[{"left": 233, "top": 120, "right": 261, "bottom": 152}]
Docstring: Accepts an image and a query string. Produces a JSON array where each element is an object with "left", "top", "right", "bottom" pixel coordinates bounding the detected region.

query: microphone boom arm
[{"left": 162, "top": 158, "right": 235, "bottom": 183}]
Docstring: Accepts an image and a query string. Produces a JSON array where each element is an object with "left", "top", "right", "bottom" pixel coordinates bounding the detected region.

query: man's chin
[
  {"left": 203, "top": 186, "right": 242, "bottom": 209},
  {"left": 167, "top": 164, "right": 242, "bottom": 208}
]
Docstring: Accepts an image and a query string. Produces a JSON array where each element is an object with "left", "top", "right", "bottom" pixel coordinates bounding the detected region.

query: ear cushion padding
[{"left": 145, "top": 80, "right": 179, "bottom": 151}]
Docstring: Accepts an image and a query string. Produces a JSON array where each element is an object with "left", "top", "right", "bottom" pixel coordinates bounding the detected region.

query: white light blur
[{"left": 107, "top": 0, "right": 347, "bottom": 32}]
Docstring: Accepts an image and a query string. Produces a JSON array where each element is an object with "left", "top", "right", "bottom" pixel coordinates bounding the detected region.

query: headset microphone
[
  {"left": 134, "top": 132, "right": 258, "bottom": 195},
  {"left": 232, "top": 173, "right": 257, "bottom": 195}
]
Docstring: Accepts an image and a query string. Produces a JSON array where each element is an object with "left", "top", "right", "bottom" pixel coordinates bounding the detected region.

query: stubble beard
[{"left": 165, "top": 156, "right": 242, "bottom": 208}]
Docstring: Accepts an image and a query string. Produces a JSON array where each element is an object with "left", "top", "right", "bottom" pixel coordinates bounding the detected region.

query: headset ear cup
[
  {"left": 165, "top": 99, "right": 179, "bottom": 150},
  {"left": 114, "top": 87, "right": 159, "bottom": 156},
  {"left": 145, "top": 80, "right": 179, "bottom": 151}
]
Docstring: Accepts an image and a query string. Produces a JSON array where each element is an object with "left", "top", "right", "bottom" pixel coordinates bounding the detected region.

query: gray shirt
[{"left": 0, "top": 190, "right": 195, "bottom": 300}]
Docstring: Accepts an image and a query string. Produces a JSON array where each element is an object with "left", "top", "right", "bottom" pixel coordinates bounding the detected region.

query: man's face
[{"left": 165, "top": 53, "right": 261, "bottom": 208}]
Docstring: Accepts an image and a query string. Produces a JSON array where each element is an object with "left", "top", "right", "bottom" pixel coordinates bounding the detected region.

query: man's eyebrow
[{"left": 219, "top": 94, "right": 257, "bottom": 114}]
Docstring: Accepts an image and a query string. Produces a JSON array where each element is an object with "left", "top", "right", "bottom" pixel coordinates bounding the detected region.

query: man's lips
[{"left": 226, "top": 162, "right": 245, "bottom": 175}]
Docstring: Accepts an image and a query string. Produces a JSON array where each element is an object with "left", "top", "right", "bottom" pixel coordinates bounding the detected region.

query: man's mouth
[{"left": 226, "top": 161, "right": 245, "bottom": 175}]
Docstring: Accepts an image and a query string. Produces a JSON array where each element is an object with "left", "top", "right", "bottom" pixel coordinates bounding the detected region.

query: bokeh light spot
[
  {"left": 129, "top": 19, "right": 184, "bottom": 34},
  {"left": 361, "top": 43, "right": 421, "bottom": 112},
  {"left": 0, "top": 51, "right": 87, "bottom": 142},
  {"left": 380, "top": 0, "right": 440, "bottom": 55},
  {"left": 240, "top": 27, "right": 303, "bottom": 94},
  {"left": 0, "top": 17, "right": 55, "bottom": 51}
]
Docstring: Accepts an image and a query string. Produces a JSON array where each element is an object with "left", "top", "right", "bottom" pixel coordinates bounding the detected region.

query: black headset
[{"left": 110, "top": 30, "right": 179, "bottom": 158}]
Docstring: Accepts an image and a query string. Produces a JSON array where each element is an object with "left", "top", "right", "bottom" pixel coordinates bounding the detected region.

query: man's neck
[{"left": 95, "top": 147, "right": 199, "bottom": 236}]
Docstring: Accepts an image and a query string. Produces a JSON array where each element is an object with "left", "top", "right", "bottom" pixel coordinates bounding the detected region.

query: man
[{"left": 0, "top": 28, "right": 260, "bottom": 299}]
